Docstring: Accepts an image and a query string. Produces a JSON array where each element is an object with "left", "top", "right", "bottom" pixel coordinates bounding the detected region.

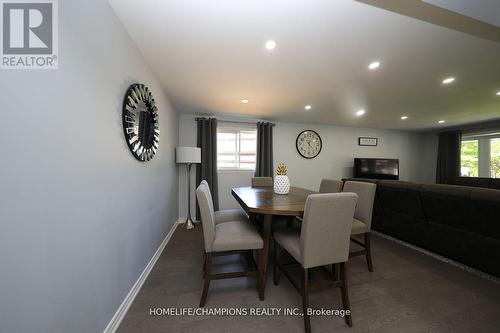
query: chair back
[
  {"left": 200, "top": 180, "right": 214, "bottom": 206},
  {"left": 319, "top": 179, "right": 343, "bottom": 193},
  {"left": 300, "top": 193, "right": 358, "bottom": 268},
  {"left": 252, "top": 177, "right": 273, "bottom": 187},
  {"left": 196, "top": 183, "right": 216, "bottom": 253},
  {"left": 343, "top": 181, "right": 376, "bottom": 230}
]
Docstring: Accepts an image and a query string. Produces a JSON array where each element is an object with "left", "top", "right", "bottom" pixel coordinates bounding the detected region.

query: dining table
[{"left": 231, "top": 186, "right": 316, "bottom": 298}]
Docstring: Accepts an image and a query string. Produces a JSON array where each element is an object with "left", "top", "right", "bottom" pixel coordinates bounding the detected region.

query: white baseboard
[{"left": 103, "top": 219, "right": 181, "bottom": 333}]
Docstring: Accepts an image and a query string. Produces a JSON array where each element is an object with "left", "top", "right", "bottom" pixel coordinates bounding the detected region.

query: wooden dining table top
[{"left": 231, "top": 186, "right": 317, "bottom": 216}]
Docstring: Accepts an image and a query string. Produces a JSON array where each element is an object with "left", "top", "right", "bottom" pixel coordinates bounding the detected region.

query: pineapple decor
[{"left": 274, "top": 162, "right": 290, "bottom": 194}]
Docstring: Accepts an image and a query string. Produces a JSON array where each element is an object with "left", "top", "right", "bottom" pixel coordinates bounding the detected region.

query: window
[
  {"left": 217, "top": 124, "right": 257, "bottom": 171},
  {"left": 491, "top": 138, "right": 500, "bottom": 178},
  {"left": 460, "top": 139, "right": 479, "bottom": 177},
  {"left": 460, "top": 132, "right": 500, "bottom": 178}
]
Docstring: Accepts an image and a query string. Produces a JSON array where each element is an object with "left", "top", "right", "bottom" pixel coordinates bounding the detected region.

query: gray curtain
[
  {"left": 436, "top": 130, "right": 462, "bottom": 183},
  {"left": 255, "top": 122, "right": 274, "bottom": 177},
  {"left": 196, "top": 117, "right": 219, "bottom": 219}
]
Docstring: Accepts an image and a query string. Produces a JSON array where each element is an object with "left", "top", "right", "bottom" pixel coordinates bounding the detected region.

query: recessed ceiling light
[
  {"left": 265, "top": 40, "right": 276, "bottom": 50},
  {"left": 240, "top": 98, "right": 249, "bottom": 104},
  {"left": 356, "top": 109, "right": 366, "bottom": 116},
  {"left": 442, "top": 77, "right": 455, "bottom": 84},
  {"left": 496, "top": 91, "right": 500, "bottom": 96},
  {"left": 401, "top": 116, "right": 408, "bottom": 120},
  {"left": 304, "top": 105, "right": 312, "bottom": 111},
  {"left": 368, "top": 61, "right": 380, "bottom": 70},
  {"left": 438, "top": 120, "right": 446, "bottom": 124}
]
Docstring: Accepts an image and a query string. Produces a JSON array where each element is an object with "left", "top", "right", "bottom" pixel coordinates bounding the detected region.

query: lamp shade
[{"left": 176, "top": 147, "right": 201, "bottom": 164}]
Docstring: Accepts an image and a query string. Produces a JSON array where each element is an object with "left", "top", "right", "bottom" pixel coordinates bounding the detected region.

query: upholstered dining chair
[
  {"left": 295, "top": 179, "right": 344, "bottom": 225},
  {"left": 273, "top": 193, "right": 358, "bottom": 333},
  {"left": 319, "top": 179, "right": 344, "bottom": 193},
  {"left": 249, "top": 177, "right": 274, "bottom": 226},
  {"left": 200, "top": 180, "right": 248, "bottom": 224},
  {"left": 196, "top": 184, "right": 265, "bottom": 306},
  {"left": 251, "top": 177, "right": 273, "bottom": 187},
  {"left": 342, "top": 181, "right": 377, "bottom": 272}
]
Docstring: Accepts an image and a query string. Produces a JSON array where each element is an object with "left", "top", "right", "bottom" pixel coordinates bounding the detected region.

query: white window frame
[
  {"left": 217, "top": 123, "right": 257, "bottom": 172},
  {"left": 462, "top": 131, "right": 500, "bottom": 178}
]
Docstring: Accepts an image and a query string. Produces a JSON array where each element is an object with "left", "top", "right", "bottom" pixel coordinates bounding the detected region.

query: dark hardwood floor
[{"left": 118, "top": 225, "right": 500, "bottom": 333}]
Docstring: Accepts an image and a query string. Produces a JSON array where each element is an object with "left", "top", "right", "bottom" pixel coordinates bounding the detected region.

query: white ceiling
[
  {"left": 423, "top": 0, "right": 500, "bottom": 27},
  {"left": 109, "top": 0, "right": 500, "bottom": 131}
]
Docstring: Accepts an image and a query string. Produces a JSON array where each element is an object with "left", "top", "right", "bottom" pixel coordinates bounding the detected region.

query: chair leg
[
  {"left": 365, "top": 233, "right": 373, "bottom": 272},
  {"left": 258, "top": 248, "right": 265, "bottom": 301},
  {"left": 302, "top": 268, "right": 311, "bottom": 333},
  {"left": 199, "top": 253, "right": 212, "bottom": 307},
  {"left": 245, "top": 250, "right": 256, "bottom": 271},
  {"left": 339, "top": 262, "right": 352, "bottom": 327},
  {"left": 273, "top": 241, "right": 280, "bottom": 286},
  {"left": 330, "top": 263, "right": 340, "bottom": 281}
]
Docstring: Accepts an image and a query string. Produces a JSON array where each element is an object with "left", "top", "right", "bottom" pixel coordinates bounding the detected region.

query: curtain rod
[{"left": 195, "top": 117, "right": 275, "bottom": 126}]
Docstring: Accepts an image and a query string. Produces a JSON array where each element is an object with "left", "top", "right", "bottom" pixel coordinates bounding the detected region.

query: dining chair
[
  {"left": 200, "top": 180, "right": 248, "bottom": 224},
  {"left": 273, "top": 193, "right": 358, "bottom": 333},
  {"left": 319, "top": 179, "right": 344, "bottom": 193},
  {"left": 196, "top": 184, "right": 265, "bottom": 306},
  {"left": 249, "top": 177, "right": 274, "bottom": 227},
  {"left": 251, "top": 177, "right": 273, "bottom": 187},
  {"left": 342, "top": 181, "right": 377, "bottom": 272},
  {"left": 295, "top": 179, "right": 344, "bottom": 225}
]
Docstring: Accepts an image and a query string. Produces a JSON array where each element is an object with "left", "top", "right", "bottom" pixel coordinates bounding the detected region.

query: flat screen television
[{"left": 354, "top": 158, "right": 399, "bottom": 180}]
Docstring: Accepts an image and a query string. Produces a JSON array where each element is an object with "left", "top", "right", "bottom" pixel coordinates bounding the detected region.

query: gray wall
[
  {"left": 417, "top": 132, "right": 439, "bottom": 183},
  {"left": 178, "top": 113, "right": 437, "bottom": 215},
  {"left": 0, "top": 1, "right": 178, "bottom": 332}
]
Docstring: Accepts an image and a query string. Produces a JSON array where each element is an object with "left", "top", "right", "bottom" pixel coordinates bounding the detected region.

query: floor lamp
[{"left": 176, "top": 146, "right": 201, "bottom": 229}]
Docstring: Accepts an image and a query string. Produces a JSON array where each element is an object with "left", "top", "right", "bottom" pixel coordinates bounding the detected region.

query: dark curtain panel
[
  {"left": 196, "top": 117, "right": 219, "bottom": 219},
  {"left": 436, "top": 130, "right": 462, "bottom": 184},
  {"left": 255, "top": 122, "right": 274, "bottom": 177}
]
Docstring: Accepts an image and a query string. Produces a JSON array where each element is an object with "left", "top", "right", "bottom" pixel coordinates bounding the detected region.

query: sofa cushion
[
  {"left": 378, "top": 180, "right": 425, "bottom": 219},
  {"left": 470, "top": 188, "right": 500, "bottom": 239},
  {"left": 428, "top": 222, "right": 500, "bottom": 277},
  {"left": 420, "top": 184, "right": 477, "bottom": 232},
  {"left": 446, "top": 176, "right": 492, "bottom": 189},
  {"left": 381, "top": 210, "right": 429, "bottom": 248},
  {"left": 489, "top": 179, "right": 500, "bottom": 190}
]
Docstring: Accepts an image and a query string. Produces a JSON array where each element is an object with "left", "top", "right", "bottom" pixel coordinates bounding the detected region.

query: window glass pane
[
  {"left": 240, "top": 133, "right": 256, "bottom": 152},
  {"left": 491, "top": 138, "right": 500, "bottom": 178},
  {"left": 217, "top": 126, "right": 256, "bottom": 170},
  {"left": 460, "top": 140, "right": 479, "bottom": 177},
  {"left": 217, "top": 132, "right": 237, "bottom": 153}
]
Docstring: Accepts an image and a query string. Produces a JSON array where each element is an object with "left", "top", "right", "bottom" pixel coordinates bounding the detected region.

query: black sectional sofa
[{"left": 346, "top": 178, "right": 500, "bottom": 278}]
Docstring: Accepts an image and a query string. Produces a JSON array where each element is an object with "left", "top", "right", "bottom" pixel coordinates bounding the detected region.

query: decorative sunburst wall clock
[{"left": 122, "top": 84, "right": 160, "bottom": 162}]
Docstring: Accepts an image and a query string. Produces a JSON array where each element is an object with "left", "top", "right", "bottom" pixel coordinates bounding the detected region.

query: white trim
[
  {"left": 217, "top": 169, "right": 255, "bottom": 174},
  {"left": 102, "top": 219, "right": 181, "bottom": 333}
]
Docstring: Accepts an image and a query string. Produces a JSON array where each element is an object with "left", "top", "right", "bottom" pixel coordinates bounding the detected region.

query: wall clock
[
  {"left": 296, "top": 130, "right": 322, "bottom": 159},
  {"left": 122, "top": 83, "right": 160, "bottom": 162}
]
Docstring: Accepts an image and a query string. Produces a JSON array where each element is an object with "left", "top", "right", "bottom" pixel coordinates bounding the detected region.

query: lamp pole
[
  {"left": 176, "top": 146, "right": 201, "bottom": 230},
  {"left": 184, "top": 162, "right": 195, "bottom": 229}
]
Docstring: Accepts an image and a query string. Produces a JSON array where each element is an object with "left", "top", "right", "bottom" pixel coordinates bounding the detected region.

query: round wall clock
[
  {"left": 122, "top": 83, "right": 160, "bottom": 162},
  {"left": 296, "top": 130, "right": 322, "bottom": 159}
]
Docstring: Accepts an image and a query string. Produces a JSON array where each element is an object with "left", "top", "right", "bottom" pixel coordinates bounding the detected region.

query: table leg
[{"left": 259, "top": 214, "right": 272, "bottom": 300}]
